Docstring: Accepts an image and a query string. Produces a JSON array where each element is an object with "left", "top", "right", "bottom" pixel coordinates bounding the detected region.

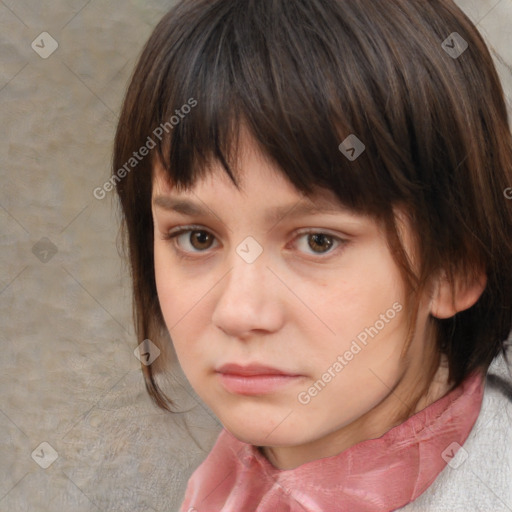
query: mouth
[{"left": 215, "top": 363, "right": 305, "bottom": 395}]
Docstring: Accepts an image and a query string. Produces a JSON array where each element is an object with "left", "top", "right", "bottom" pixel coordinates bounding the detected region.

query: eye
[
  {"left": 162, "top": 226, "right": 345, "bottom": 258},
  {"left": 292, "top": 230, "right": 344, "bottom": 256},
  {"left": 164, "top": 227, "right": 217, "bottom": 254}
]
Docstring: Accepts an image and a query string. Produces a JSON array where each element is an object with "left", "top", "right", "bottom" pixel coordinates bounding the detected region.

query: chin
[
  {"left": 217, "top": 410, "right": 310, "bottom": 448},
  {"left": 203, "top": 390, "right": 317, "bottom": 446},
  {"left": 226, "top": 424, "right": 299, "bottom": 448}
]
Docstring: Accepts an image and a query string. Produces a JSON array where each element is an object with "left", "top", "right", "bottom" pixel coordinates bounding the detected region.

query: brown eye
[
  {"left": 306, "top": 233, "right": 334, "bottom": 254},
  {"left": 292, "top": 230, "right": 345, "bottom": 257},
  {"left": 165, "top": 227, "right": 218, "bottom": 255},
  {"left": 187, "top": 230, "right": 215, "bottom": 251}
]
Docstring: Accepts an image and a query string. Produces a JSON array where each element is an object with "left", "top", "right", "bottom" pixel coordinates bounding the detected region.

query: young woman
[{"left": 113, "top": 0, "right": 512, "bottom": 510}]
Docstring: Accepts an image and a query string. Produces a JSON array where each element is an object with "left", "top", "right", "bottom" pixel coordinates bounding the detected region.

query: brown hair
[{"left": 113, "top": 0, "right": 512, "bottom": 412}]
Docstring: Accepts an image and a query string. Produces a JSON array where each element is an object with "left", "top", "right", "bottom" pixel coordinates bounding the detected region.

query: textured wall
[{"left": 1, "top": 1, "right": 511, "bottom": 511}]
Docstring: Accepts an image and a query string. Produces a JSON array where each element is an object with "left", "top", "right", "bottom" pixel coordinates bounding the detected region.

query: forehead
[
  {"left": 152, "top": 157, "right": 356, "bottom": 219},
  {"left": 152, "top": 127, "right": 347, "bottom": 206}
]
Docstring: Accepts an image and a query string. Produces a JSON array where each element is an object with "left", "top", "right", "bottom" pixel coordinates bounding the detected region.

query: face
[{"left": 151, "top": 135, "right": 441, "bottom": 469}]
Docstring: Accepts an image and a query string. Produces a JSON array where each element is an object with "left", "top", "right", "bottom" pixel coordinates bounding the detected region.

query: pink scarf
[{"left": 180, "top": 371, "right": 484, "bottom": 511}]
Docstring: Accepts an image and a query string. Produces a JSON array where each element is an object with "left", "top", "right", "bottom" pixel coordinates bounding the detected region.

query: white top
[{"left": 399, "top": 345, "right": 512, "bottom": 511}]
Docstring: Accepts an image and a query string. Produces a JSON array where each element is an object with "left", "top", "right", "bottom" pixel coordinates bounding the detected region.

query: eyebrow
[{"left": 152, "top": 196, "right": 350, "bottom": 225}]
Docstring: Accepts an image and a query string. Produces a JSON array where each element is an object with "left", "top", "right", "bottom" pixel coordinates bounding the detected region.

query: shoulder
[{"left": 399, "top": 345, "right": 512, "bottom": 511}]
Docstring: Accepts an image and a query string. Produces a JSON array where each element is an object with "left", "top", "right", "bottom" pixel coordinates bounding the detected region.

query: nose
[{"left": 211, "top": 247, "right": 284, "bottom": 339}]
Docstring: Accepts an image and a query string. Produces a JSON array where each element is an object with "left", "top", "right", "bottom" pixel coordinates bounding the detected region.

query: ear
[{"left": 430, "top": 269, "right": 487, "bottom": 319}]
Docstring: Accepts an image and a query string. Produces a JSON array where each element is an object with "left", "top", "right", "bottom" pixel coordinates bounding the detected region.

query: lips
[
  {"left": 216, "top": 363, "right": 300, "bottom": 377},
  {"left": 215, "top": 363, "right": 305, "bottom": 395}
]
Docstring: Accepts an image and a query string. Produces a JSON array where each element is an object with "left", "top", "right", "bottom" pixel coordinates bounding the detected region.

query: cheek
[
  {"left": 299, "top": 313, "right": 409, "bottom": 431},
  {"left": 301, "top": 255, "right": 409, "bottom": 407},
  {"left": 153, "top": 246, "right": 214, "bottom": 368},
  {"left": 313, "top": 253, "right": 405, "bottom": 355},
  {"left": 154, "top": 245, "right": 204, "bottom": 323},
  {"left": 154, "top": 247, "right": 179, "bottom": 325}
]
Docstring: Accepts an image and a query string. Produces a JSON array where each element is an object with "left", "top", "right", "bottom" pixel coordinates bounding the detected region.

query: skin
[{"left": 151, "top": 133, "right": 484, "bottom": 470}]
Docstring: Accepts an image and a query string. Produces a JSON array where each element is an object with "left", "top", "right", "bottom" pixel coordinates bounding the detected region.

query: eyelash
[{"left": 161, "top": 225, "right": 347, "bottom": 261}]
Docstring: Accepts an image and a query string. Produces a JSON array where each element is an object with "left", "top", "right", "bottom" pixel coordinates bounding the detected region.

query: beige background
[{"left": 1, "top": 1, "right": 511, "bottom": 511}]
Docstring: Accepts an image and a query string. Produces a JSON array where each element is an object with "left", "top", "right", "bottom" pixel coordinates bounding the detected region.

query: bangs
[{"left": 140, "top": 0, "right": 450, "bottom": 216}]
